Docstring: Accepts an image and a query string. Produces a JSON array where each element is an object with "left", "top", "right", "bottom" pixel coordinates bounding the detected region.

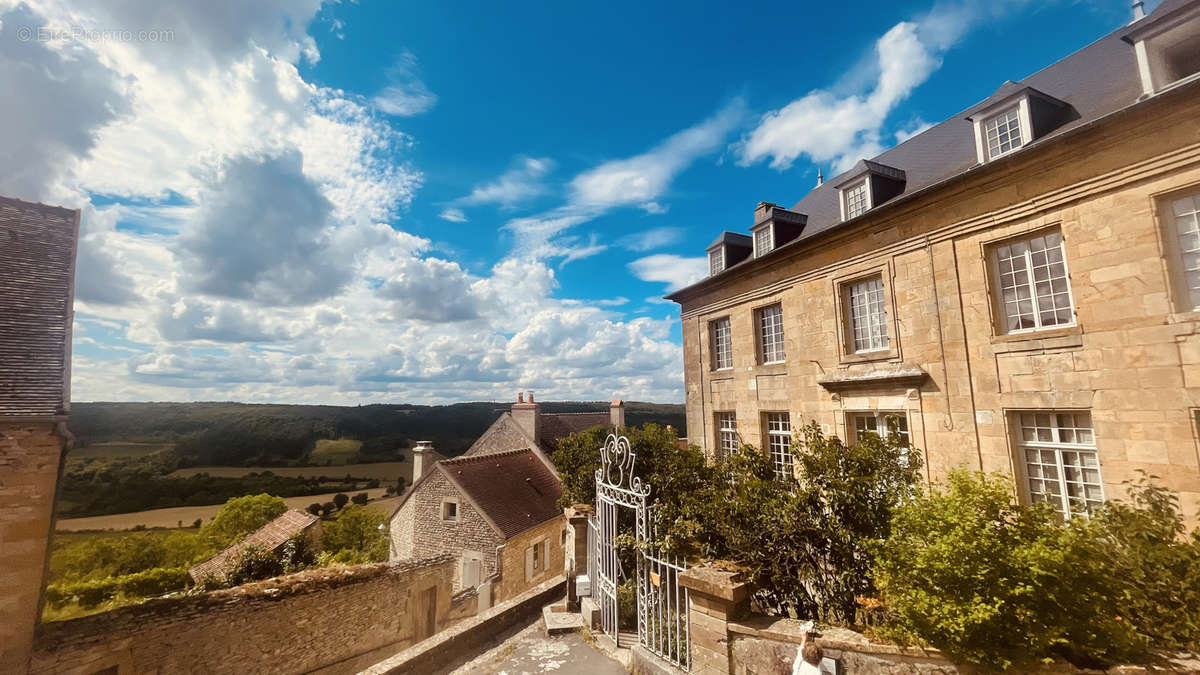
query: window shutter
[
  {"left": 525, "top": 546, "right": 534, "bottom": 582},
  {"left": 543, "top": 541, "right": 550, "bottom": 573}
]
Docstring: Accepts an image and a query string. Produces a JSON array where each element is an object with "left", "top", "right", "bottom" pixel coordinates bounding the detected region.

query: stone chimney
[
  {"left": 412, "top": 440, "right": 436, "bottom": 483},
  {"left": 512, "top": 391, "right": 540, "bottom": 445},
  {"left": 610, "top": 399, "right": 625, "bottom": 429}
]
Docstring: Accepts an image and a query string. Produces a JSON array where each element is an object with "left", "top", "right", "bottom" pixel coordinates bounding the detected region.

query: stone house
[
  {"left": 388, "top": 394, "right": 625, "bottom": 604},
  {"left": 667, "top": 0, "right": 1200, "bottom": 521},
  {"left": 189, "top": 509, "right": 323, "bottom": 584},
  {"left": 0, "top": 197, "right": 80, "bottom": 671}
]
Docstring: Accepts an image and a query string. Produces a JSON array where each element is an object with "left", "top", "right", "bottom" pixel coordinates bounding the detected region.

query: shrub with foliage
[
  {"left": 322, "top": 505, "right": 388, "bottom": 562},
  {"left": 45, "top": 567, "right": 192, "bottom": 608},
  {"left": 872, "top": 470, "right": 1200, "bottom": 670}
]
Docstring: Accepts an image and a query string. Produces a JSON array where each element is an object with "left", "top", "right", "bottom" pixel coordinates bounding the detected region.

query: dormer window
[
  {"left": 834, "top": 161, "right": 904, "bottom": 222},
  {"left": 1123, "top": 0, "right": 1200, "bottom": 98},
  {"left": 709, "top": 247, "right": 725, "bottom": 276},
  {"left": 967, "top": 86, "right": 1073, "bottom": 164},
  {"left": 753, "top": 225, "right": 774, "bottom": 257},
  {"left": 843, "top": 180, "right": 870, "bottom": 219},
  {"left": 983, "top": 106, "right": 1024, "bottom": 159}
]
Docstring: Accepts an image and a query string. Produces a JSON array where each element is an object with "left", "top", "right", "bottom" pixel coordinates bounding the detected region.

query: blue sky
[{"left": 0, "top": 0, "right": 1145, "bottom": 404}]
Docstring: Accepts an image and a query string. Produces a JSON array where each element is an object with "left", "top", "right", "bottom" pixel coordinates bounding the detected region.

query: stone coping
[
  {"left": 727, "top": 615, "right": 948, "bottom": 661},
  {"left": 361, "top": 574, "right": 567, "bottom": 675},
  {"left": 36, "top": 555, "right": 455, "bottom": 647}
]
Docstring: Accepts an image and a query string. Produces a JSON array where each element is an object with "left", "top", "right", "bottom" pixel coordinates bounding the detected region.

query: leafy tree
[
  {"left": 351, "top": 492, "right": 369, "bottom": 506},
  {"left": 202, "top": 494, "right": 287, "bottom": 546},
  {"left": 192, "top": 518, "right": 202, "bottom": 528},
  {"left": 320, "top": 501, "right": 337, "bottom": 518},
  {"left": 333, "top": 493, "right": 349, "bottom": 510},
  {"left": 322, "top": 506, "right": 388, "bottom": 561},
  {"left": 306, "top": 503, "right": 322, "bottom": 516}
]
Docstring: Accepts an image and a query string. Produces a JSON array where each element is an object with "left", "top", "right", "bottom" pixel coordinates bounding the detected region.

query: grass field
[
  {"left": 69, "top": 442, "right": 173, "bottom": 459},
  {"left": 168, "top": 461, "right": 411, "bottom": 483},
  {"left": 55, "top": 488, "right": 391, "bottom": 531},
  {"left": 310, "top": 438, "right": 363, "bottom": 465}
]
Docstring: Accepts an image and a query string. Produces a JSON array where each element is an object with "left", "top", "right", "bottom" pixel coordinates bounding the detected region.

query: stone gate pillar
[{"left": 678, "top": 566, "right": 750, "bottom": 675}]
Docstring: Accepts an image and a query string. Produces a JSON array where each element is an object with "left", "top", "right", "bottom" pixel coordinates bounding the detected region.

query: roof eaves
[{"left": 666, "top": 76, "right": 1199, "bottom": 304}]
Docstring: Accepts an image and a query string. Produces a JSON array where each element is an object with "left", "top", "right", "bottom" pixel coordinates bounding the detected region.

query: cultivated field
[
  {"left": 310, "top": 438, "right": 364, "bottom": 464},
  {"left": 168, "top": 461, "right": 412, "bottom": 483},
  {"left": 55, "top": 488, "right": 391, "bottom": 531}
]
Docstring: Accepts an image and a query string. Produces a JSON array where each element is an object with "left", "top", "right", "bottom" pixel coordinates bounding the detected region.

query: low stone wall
[
  {"left": 363, "top": 574, "right": 566, "bottom": 675},
  {"left": 32, "top": 555, "right": 465, "bottom": 675},
  {"left": 728, "top": 618, "right": 958, "bottom": 675}
]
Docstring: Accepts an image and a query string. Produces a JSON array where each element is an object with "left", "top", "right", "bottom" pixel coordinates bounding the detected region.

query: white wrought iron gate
[{"left": 593, "top": 433, "right": 690, "bottom": 671}]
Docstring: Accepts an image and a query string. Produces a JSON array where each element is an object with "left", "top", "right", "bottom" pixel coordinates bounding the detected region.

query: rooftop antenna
[
  {"left": 1131, "top": 0, "right": 1145, "bottom": 20},
  {"left": 815, "top": 168, "right": 824, "bottom": 188}
]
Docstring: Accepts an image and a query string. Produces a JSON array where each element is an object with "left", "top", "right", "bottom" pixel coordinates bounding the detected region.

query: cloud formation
[
  {"left": 373, "top": 51, "right": 438, "bottom": 117},
  {"left": 628, "top": 254, "right": 708, "bottom": 293}
]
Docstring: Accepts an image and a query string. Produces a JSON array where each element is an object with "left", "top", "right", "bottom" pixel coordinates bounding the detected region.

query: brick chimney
[
  {"left": 512, "top": 391, "right": 540, "bottom": 445},
  {"left": 610, "top": 399, "right": 625, "bottom": 429},
  {"left": 412, "top": 440, "right": 436, "bottom": 483}
]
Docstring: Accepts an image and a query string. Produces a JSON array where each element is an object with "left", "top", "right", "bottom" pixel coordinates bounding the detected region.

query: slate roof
[
  {"left": 668, "top": 1, "right": 1185, "bottom": 300},
  {"left": 439, "top": 448, "right": 563, "bottom": 538},
  {"left": 0, "top": 196, "right": 79, "bottom": 417},
  {"left": 189, "top": 509, "right": 320, "bottom": 583},
  {"left": 538, "top": 412, "right": 612, "bottom": 454}
]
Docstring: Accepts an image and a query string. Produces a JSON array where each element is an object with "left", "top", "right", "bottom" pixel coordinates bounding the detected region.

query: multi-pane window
[
  {"left": 754, "top": 226, "right": 774, "bottom": 257},
  {"left": 845, "top": 276, "right": 889, "bottom": 353},
  {"left": 765, "top": 412, "right": 793, "bottom": 480},
  {"left": 716, "top": 412, "right": 738, "bottom": 459},
  {"left": 709, "top": 248, "right": 724, "bottom": 277},
  {"left": 992, "top": 231, "right": 1073, "bottom": 333},
  {"left": 1171, "top": 192, "right": 1200, "bottom": 309},
  {"left": 711, "top": 317, "right": 732, "bottom": 370},
  {"left": 757, "top": 304, "right": 786, "bottom": 364},
  {"left": 849, "top": 411, "right": 909, "bottom": 446},
  {"left": 844, "top": 180, "right": 870, "bottom": 219},
  {"left": 1015, "top": 411, "right": 1103, "bottom": 517},
  {"left": 984, "top": 107, "right": 1023, "bottom": 159}
]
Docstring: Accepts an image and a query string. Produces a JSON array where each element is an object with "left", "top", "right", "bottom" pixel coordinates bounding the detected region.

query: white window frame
[
  {"left": 1014, "top": 411, "right": 1103, "bottom": 518},
  {"left": 756, "top": 303, "right": 786, "bottom": 365},
  {"left": 709, "top": 247, "right": 725, "bottom": 276},
  {"left": 847, "top": 411, "right": 909, "bottom": 446},
  {"left": 1169, "top": 191, "right": 1200, "bottom": 310},
  {"left": 711, "top": 317, "right": 733, "bottom": 370},
  {"left": 971, "top": 98, "right": 1034, "bottom": 163},
  {"left": 990, "top": 230, "right": 1075, "bottom": 335},
  {"left": 983, "top": 106, "right": 1024, "bottom": 160},
  {"left": 841, "top": 179, "right": 871, "bottom": 221},
  {"left": 716, "top": 412, "right": 738, "bottom": 459},
  {"left": 764, "top": 412, "right": 793, "bottom": 480},
  {"left": 843, "top": 276, "right": 889, "bottom": 353},
  {"left": 753, "top": 225, "right": 774, "bottom": 258},
  {"left": 441, "top": 499, "right": 459, "bottom": 522}
]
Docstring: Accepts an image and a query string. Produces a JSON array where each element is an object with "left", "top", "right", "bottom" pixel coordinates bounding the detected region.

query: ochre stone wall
[
  {"left": 389, "top": 471, "right": 502, "bottom": 589},
  {"left": 495, "top": 516, "right": 566, "bottom": 604},
  {"left": 0, "top": 422, "right": 66, "bottom": 673},
  {"left": 678, "top": 87, "right": 1200, "bottom": 520},
  {"left": 31, "top": 556, "right": 464, "bottom": 675}
]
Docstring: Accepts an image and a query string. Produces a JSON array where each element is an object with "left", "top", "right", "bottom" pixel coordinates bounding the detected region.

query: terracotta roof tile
[
  {"left": 189, "top": 509, "right": 320, "bottom": 583},
  {"left": 0, "top": 196, "right": 79, "bottom": 417},
  {"left": 439, "top": 448, "right": 562, "bottom": 538}
]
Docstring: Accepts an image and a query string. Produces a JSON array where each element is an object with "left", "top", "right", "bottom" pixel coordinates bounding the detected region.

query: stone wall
[
  {"left": 0, "top": 421, "right": 67, "bottom": 672},
  {"left": 676, "top": 85, "right": 1200, "bottom": 519},
  {"left": 31, "top": 556, "right": 465, "bottom": 675},
  {"left": 392, "top": 470, "right": 502, "bottom": 590},
  {"left": 463, "top": 413, "right": 538, "bottom": 458},
  {"left": 495, "top": 515, "right": 566, "bottom": 604}
]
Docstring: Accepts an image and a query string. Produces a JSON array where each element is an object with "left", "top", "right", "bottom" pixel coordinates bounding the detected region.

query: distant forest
[{"left": 69, "top": 401, "right": 687, "bottom": 466}]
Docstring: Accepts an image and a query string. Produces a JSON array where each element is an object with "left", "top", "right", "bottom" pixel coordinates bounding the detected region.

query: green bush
[
  {"left": 873, "top": 471, "right": 1148, "bottom": 670},
  {"left": 322, "top": 505, "right": 388, "bottom": 561},
  {"left": 46, "top": 567, "right": 192, "bottom": 608}
]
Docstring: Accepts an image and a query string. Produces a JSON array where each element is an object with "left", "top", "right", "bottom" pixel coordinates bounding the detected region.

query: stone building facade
[
  {"left": 668, "top": 1, "right": 1200, "bottom": 520},
  {"left": 0, "top": 197, "right": 80, "bottom": 672}
]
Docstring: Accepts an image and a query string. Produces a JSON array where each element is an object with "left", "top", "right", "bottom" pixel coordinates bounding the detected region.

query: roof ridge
[
  {"left": 440, "top": 447, "right": 533, "bottom": 464},
  {"left": 0, "top": 194, "right": 78, "bottom": 215}
]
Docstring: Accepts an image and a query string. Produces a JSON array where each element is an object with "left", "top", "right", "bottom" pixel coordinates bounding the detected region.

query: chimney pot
[
  {"left": 610, "top": 398, "right": 626, "bottom": 429},
  {"left": 528, "top": 391, "right": 535, "bottom": 403}
]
